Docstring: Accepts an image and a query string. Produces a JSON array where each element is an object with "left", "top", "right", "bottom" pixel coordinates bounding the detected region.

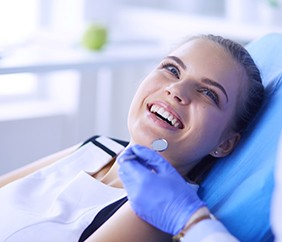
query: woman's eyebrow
[
  {"left": 202, "top": 78, "right": 229, "bottom": 103},
  {"left": 166, "top": 56, "right": 187, "bottom": 70}
]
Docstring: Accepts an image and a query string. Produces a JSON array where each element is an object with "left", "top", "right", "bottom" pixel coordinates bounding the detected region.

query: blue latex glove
[{"left": 117, "top": 144, "right": 206, "bottom": 235}]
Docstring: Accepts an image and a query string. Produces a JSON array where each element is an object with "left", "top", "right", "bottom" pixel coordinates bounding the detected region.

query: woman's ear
[{"left": 210, "top": 133, "right": 241, "bottom": 158}]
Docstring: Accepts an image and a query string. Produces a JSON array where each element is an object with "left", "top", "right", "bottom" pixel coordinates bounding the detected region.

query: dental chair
[{"left": 199, "top": 33, "right": 282, "bottom": 242}]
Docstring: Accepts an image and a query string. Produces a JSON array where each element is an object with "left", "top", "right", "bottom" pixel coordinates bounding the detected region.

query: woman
[{"left": 0, "top": 34, "right": 264, "bottom": 242}]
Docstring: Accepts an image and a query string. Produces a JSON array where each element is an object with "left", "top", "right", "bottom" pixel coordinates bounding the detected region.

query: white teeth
[
  {"left": 150, "top": 104, "right": 181, "bottom": 128},
  {"left": 167, "top": 115, "right": 173, "bottom": 122},
  {"left": 162, "top": 111, "right": 169, "bottom": 119},
  {"left": 151, "top": 105, "right": 158, "bottom": 113}
]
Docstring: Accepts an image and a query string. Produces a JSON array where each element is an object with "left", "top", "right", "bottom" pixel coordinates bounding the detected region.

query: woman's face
[{"left": 127, "top": 39, "right": 246, "bottom": 175}]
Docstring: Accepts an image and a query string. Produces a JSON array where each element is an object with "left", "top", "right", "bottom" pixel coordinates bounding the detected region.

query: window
[
  {"left": 0, "top": 0, "right": 81, "bottom": 116},
  {"left": 0, "top": 74, "right": 38, "bottom": 102},
  {"left": 0, "top": 0, "right": 38, "bottom": 48},
  {"left": 0, "top": 0, "right": 39, "bottom": 99}
]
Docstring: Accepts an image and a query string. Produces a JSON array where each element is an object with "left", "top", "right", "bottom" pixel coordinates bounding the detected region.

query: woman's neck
[{"left": 98, "top": 159, "right": 124, "bottom": 188}]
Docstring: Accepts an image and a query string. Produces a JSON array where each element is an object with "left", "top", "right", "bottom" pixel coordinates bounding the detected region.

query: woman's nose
[{"left": 164, "top": 82, "right": 191, "bottom": 105}]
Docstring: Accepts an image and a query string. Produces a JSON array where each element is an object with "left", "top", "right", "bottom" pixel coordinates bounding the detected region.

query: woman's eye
[
  {"left": 198, "top": 88, "right": 219, "bottom": 105},
  {"left": 162, "top": 63, "right": 180, "bottom": 79}
]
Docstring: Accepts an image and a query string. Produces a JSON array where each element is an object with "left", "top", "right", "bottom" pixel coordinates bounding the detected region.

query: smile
[{"left": 149, "top": 104, "right": 184, "bottom": 129}]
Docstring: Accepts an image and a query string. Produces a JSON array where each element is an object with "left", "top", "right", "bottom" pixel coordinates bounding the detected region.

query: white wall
[{"left": 0, "top": 115, "right": 66, "bottom": 174}]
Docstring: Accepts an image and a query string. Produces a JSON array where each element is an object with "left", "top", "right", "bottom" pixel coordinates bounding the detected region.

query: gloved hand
[{"left": 117, "top": 144, "right": 206, "bottom": 235}]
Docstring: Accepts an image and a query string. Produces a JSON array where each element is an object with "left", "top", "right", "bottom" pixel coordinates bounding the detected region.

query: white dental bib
[{"left": 0, "top": 137, "right": 126, "bottom": 242}]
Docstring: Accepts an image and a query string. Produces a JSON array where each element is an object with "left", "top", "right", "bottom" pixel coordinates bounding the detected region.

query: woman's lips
[{"left": 147, "top": 102, "right": 184, "bottom": 129}]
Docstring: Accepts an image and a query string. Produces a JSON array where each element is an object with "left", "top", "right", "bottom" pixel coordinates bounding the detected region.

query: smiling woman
[
  {"left": 127, "top": 35, "right": 258, "bottom": 178},
  {"left": 0, "top": 34, "right": 264, "bottom": 242}
]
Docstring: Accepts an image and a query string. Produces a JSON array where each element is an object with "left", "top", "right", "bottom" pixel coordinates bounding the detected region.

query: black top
[{"left": 78, "top": 196, "right": 128, "bottom": 241}]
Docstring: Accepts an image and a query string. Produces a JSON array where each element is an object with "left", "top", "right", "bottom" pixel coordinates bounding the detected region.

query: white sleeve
[{"left": 182, "top": 219, "right": 240, "bottom": 242}]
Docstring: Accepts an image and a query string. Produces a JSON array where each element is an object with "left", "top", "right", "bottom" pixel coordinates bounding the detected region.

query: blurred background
[{"left": 0, "top": 0, "right": 281, "bottom": 175}]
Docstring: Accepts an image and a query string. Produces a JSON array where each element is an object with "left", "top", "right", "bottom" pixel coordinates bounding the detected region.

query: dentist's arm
[{"left": 118, "top": 145, "right": 239, "bottom": 242}]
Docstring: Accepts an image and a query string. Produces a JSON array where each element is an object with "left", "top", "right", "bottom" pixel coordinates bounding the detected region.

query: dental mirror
[{"left": 151, "top": 138, "right": 168, "bottom": 152}]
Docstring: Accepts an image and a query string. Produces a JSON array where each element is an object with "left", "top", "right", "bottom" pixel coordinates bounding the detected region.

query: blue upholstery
[{"left": 199, "top": 33, "right": 282, "bottom": 242}]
